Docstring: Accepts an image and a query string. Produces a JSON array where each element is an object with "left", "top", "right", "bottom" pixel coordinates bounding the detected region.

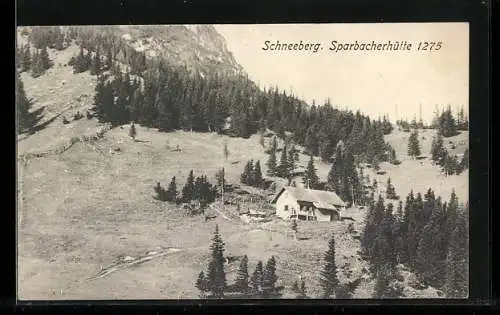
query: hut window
[{"left": 284, "top": 205, "right": 289, "bottom": 211}]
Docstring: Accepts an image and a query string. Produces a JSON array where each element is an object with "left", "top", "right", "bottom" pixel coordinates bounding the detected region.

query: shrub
[{"left": 391, "top": 159, "right": 402, "bottom": 165}]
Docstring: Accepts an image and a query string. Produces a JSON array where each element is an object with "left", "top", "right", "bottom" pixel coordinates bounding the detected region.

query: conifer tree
[
  {"left": 371, "top": 202, "right": 398, "bottom": 275},
  {"left": 386, "top": 177, "right": 398, "bottom": 200},
  {"left": 234, "top": 255, "right": 250, "bottom": 294},
  {"left": 266, "top": 137, "right": 278, "bottom": 176},
  {"left": 431, "top": 133, "right": 446, "bottom": 164},
  {"left": 153, "top": 182, "right": 168, "bottom": 201},
  {"left": 85, "top": 50, "right": 92, "bottom": 70},
  {"left": 389, "top": 148, "right": 397, "bottom": 164},
  {"left": 166, "top": 176, "right": 178, "bottom": 202},
  {"left": 251, "top": 160, "right": 263, "bottom": 188},
  {"left": 406, "top": 192, "right": 424, "bottom": 270},
  {"left": 250, "top": 261, "right": 264, "bottom": 295},
  {"left": 205, "top": 224, "right": 227, "bottom": 298},
  {"left": 73, "top": 46, "right": 87, "bottom": 73},
  {"left": 182, "top": 170, "right": 195, "bottom": 202},
  {"left": 195, "top": 271, "right": 208, "bottom": 297},
  {"left": 288, "top": 144, "right": 296, "bottom": 172},
  {"left": 16, "top": 72, "right": 33, "bottom": 134},
  {"left": 460, "top": 149, "right": 469, "bottom": 171},
  {"left": 30, "top": 49, "right": 45, "bottom": 78},
  {"left": 303, "top": 155, "right": 319, "bottom": 189},
  {"left": 105, "top": 49, "right": 113, "bottom": 70},
  {"left": 415, "top": 198, "right": 448, "bottom": 287},
  {"left": 240, "top": 160, "right": 253, "bottom": 185},
  {"left": 21, "top": 44, "right": 32, "bottom": 72},
  {"left": 320, "top": 236, "right": 339, "bottom": 298},
  {"left": 327, "top": 143, "right": 344, "bottom": 193},
  {"left": 438, "top": 106, "right": 458, "bottom": 137},
  {"left": 372, "top": 264, "right": 402, "bottom": 298},
  {"left": 40, "top": 46, "right": 52, "bottom": 70},
  {"left": 262, "top": 256, "right": 278, "bottom": 297},
  {"left": 90, "top": 49, "right": 101, "bottom": 75},
  {"left": 407, "top": 130, "right": 421, "bottom": 158},
  {"left": 277, "top": 145, "right": 290, "bottom": 178},
  {"left": 444, "top": 203, "right": 469, "bottom": 298}
]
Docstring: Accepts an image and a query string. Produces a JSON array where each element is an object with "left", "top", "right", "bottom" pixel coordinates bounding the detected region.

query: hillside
[
  {"left": 17, "top": 123, "right": 468, "bottom": 299},
  {"left": 17, "top": 26, "right": 468, "bottom": 300}
]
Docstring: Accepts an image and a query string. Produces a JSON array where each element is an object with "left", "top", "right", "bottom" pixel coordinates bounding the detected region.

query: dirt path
[
  {"left": 87, "top": 248, "right": 184, "bottom": 281},
  {"left": 86, "top": 221, "right": 254, "bottom": 281}
]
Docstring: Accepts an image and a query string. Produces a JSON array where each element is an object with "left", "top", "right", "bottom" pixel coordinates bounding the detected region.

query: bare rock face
[{"left": 116, "top": 24, "right": 245, "bottom": 76}]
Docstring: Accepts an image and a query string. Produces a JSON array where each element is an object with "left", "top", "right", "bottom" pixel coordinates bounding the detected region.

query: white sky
[{"left": 215, "top": 23, "right": 469, "bottom": 123}]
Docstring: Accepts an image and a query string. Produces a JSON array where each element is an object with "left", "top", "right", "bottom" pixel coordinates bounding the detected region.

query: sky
[{"left": 215, "top": 23, "right": 469, "bottom": 124}]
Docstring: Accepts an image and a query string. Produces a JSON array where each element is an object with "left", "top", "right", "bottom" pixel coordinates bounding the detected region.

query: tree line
[
  {"left": 16, "top": 72, "right": 39, "bottom": 134},
  {"left": 196, "top": 224, "right": 362, "bottom": 299},
  {"left": 16, "top": 44, "right": 53, "bottom": 78},
  {"left": 49, "top": 26, "right": 396, "bottom": 167},
  {"left": 240, "top": 160, "right": 264, "bottom": 188},
  {"left": 195, "top": 225, "right": 282, "bottom": 298},
  {"left": 361, "top": 189, "right": 469, "bottom": 298},
  {"left": 154, "top": 170, "right": 218, "bottom": 206},
  {"left": 430, "top": 133, "right": 469, "bottom": 176},
  {"left": 19, "top": 27, "right": 395, "bottom": 171}
]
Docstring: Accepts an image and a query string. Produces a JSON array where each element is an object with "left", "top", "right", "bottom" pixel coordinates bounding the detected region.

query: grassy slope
[{"left": 17, "top": 43, "right": 468, "bottom": 299}]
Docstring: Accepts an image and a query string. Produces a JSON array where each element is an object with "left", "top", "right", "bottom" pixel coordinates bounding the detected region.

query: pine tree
[
  {"left": 407, "top": 130, "right": 421, "bottom": 158},
  {"left": 303, "top": 155, "right": 320, "bottom": 189},
  {"left": 21, "top": 44, "right": 32, "bottom": 72},
  {"left": 389, "top": 148, "right": 397, "bottom": 164},
  {"left": 320, "top": 236, "right": 339, "bottom": 298},
  {"left": 431, "top": 133, "right": 446, "bottom": 164},
  {"left": 438, "top": 106, "right": 458, "bottom": 137},
  {"left": 386, "top": 177, "right": 398, "bottom": 200},
  {"left": 288, "top": 144, "right": 296, "bottom": 173},
  {"left": 182, "top": 170, "right": 195, "bottom": 202},
  {"left": 205, "top": 224, "right": 227, "bottom": 298},
  {"left": 40, "top": 46, "right": 52, "bottom": 70},
  {"left": 277, "top": 145, "right": 290, "bottom": 178},
  {"left": 240, "top": 160, "right": 253, "bottom": 185},
  {"left": 372, "top": 264, "right": 401, "bottom": 298},
  {"left": 16, "top": 72, "right": 33, "bottom": 134},
  {"left": 327, "top": 144, "right": 343, "bottom": 193},
  {"left": 90, "top": 49, "right": 101, "bottom": 75},
  {"left": 105, "top": 49, "right": 113, "bottom": 70},
  {"left": 166, "top": 176, "right": 178, "bottom": 202},
  {"left": 153, "top": 182, "right": 168, "bottom": 201},
  {"left": 195, "top": 271, "right": 208, "bottom": 297},
  {"left": 234, "top": 255, "right": 250, "bottom": 294},
  {"left": 250, "top": 261, "right": 264, "bottom": 295},
  {"left": 460, "top": 149, "right": 469, "bottom": 171},
  {"left": 262, "top": 256, "right": 278, "bottom": 297},
  {"left": 415, "top": 198, "right": 448, "bottom": 287},
  {"left": 251, "top": 160, "right": 263, "bottom": 188},
  {"left": 73, "top": 46, "right": 87, "bottom": 74},
  {"left": 266, "top": 137, "right": 278, "bottom": 176},
  {"left": 30, "top": 49, "right": 45, "bottom": 78},
  {"left": 444, "top": 203, "right": 469, "bottom": 298},
  {"left": 371, "top": 202, "right": 398, "bottom": 275},
  {"left": 129, "top": 122, "right": 137, "bottom": 140}
]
